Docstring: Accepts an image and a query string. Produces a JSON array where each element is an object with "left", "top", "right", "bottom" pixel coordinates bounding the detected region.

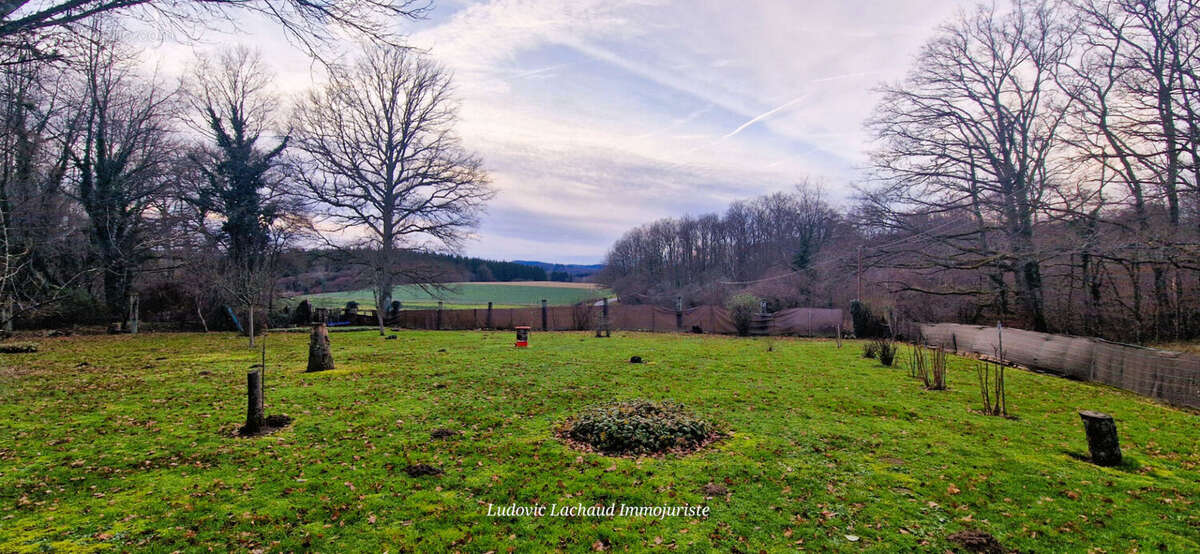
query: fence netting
[
  {"left": 918, "top": 323, "right": 1200, "bottom": 410},
  {"left": 370, "top": 305, "right": 840, "bottom": 337}
]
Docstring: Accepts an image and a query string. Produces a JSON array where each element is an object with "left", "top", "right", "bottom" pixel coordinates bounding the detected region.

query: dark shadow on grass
[
  {"left": 1063, "top": 450, "right": 1142, "bottom": 472},
  {"left": 235, "top": 415, "right": 294, "bottom": 438}
]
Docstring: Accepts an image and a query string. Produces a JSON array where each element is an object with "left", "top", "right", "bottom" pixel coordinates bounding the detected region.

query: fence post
[
  {"left": 436, "top": 301, "right": 443, "bottom": 330},
  {"left": 676, "top": 296, "right": 683, "bottom": 332},
  {"left": 127, "top": 293, "right": 140, "bottom": 334},
  {"left": 597, "top": 297, "right": 610, "bottom": 337},
  {"left": 486, "top": 301, "right": 493, "bottom": 329},
  {"left": 541, "top": 299, "right": 548, "bottom": 331}
]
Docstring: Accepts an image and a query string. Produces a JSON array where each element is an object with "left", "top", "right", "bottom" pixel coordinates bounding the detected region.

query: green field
[
  {"left": 297, "top": 282, "right": 610, "bottom": 310},
  {"left": 1, "top": 331, "right": 1197, "bottom": 552}
]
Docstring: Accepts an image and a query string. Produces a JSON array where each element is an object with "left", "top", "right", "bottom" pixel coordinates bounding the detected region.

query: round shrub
[
  {"left": 558, "top": 399, "right": 719, "bottom": 456},
  {"left": 726, "top": 293, "right": 761, "bottom": 336}
]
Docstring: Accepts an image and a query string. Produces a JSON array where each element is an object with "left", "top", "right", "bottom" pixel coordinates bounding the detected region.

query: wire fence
[{"left": 917, "top": 323, "right": 1200, "bottom": 410}]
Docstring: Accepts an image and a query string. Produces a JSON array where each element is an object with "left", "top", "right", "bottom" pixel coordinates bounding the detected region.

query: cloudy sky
[{"left": 142, "top": 0, "right": 963, "bottom": 264}]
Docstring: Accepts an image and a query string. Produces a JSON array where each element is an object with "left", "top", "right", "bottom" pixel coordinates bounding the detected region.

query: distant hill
[{"left": 512, "top": 260, "right": 604, "bottom": 281}]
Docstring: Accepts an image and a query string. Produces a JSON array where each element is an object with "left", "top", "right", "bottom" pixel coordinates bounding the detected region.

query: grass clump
[
  {"left": 558, "top": 399, "right": 719, "bottom": 456},
  {"left": 874, "top": 338, "right": 897, "bottom": 366}
]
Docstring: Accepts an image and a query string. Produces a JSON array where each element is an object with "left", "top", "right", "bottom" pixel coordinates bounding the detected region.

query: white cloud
[{"left": 133, "top": 0, "right": 962, "bottom": 263}]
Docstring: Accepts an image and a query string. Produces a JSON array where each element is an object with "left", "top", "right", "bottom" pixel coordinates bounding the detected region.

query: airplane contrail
[{"left": 722, "top": 94, "right": 808, "bottom": 139}]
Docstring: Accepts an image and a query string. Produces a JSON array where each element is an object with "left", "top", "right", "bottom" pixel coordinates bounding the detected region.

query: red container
[{"left": 515, "top": 326, "right": 530, "bottom": 347}]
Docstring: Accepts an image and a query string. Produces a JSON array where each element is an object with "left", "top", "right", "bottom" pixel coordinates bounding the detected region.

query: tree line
[
  {"left": 601, "top": 0, "right": 1200, "bottom": 344},
  {"left": 0, "top": 1, "right": 492, "bottom": 338}
]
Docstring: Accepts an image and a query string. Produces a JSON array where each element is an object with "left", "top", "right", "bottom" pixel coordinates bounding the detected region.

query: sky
[{"left": 138, "top": 0, "right": 964, "bottom": 264}]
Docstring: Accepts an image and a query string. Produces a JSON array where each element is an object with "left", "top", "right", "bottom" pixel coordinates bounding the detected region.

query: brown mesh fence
[
  {"left": 769, "top": 308, "right": 843, "bottom": 336},
  {"left": 918, "top": 323, "right": 1200, "bottom": 410},
  {"left": 380, "top": 304, "right": 839, "bottom": 336}
]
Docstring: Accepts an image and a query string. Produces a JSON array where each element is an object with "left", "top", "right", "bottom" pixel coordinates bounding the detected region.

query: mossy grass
[{"left": 0, "top": 331, "right": 1197, "bottom": 551}]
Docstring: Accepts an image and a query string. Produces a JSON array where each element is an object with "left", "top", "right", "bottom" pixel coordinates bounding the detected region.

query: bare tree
[
  {"left": 1058, "top": 0, "right": 1200, "bottom": 340},
  {"left": 0, "top": 50, "right": 92, "bottom": 327},
  {"left": 67, "top": 22, "right": 178, "bottom": 324},
  {"left": 864, "top": 1, "right": 1073, "bottom": 332},
  {"left": 291, "top": 44, "right": 492, "bottom": 336},
  {"left": 0, "top": 0, "right": 430, "bottom": 64}
]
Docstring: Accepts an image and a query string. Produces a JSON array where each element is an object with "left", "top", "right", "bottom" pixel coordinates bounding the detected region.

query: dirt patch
[
  {"left": 430, "top": 428, "right": 459, "bottom": 439},
  {"left": 946, "top": 530, "right": 1005, "bottom": 554},
  {"left": 700, "top": 483, "right": 728, "bottom": 496},
  {"left": 403, "top": 464, "right": 443, "bottom": 477},
  {"left": 236, "top": 415, "right": 294, "bottom": 438}
]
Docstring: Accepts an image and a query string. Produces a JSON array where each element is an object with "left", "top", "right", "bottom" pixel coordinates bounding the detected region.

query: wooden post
[
  {"left": 1, "top": 295, "right": 12, "bottom": 333},
  {"left": 597, "top": 297, "right": 610, "bottom": 338},
  {"left": 541, "top": 299, "right": 548, "bottom": 331},
  {"left": 675, "top": 296, "right": 683, "bottom": 331},
  {"left": 486, "top": 301, "right": 494, "bottom": 329},
  {"left": 1079, "top": 411, "right": 1122, "bottom": 466},
  {"left": 245, "top": 369, "right": 264, "bottom": 434},
  {"left": 436, "top": 301, "right": 443, "bottom": 330},
  {"left": 127, "top": 293, "right": 140, "bottom": 334},
  {"left": 306, "top": 323, "right": 335, "bottom": 372}
]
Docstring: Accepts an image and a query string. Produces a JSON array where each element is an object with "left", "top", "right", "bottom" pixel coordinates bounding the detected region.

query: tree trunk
[
  {"left": 243, "top": 369, "right": 264, "bottom": 435},
  {"left": 1078, "top": 410, "right": 1121, "bottom": 467},
  {"left": 195, "top": 298, "right": 208, "bottom": 332},
  {"left": 247, "top": 304, "right": 255, "bottom": 348},
  {"left": 306, "top": 323, "right": 335, "bottom": 372}
]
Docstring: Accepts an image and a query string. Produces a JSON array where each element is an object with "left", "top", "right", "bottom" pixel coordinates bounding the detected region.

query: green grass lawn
[
  {"left": 298, "top": 282, "right": 610, "bottom": 310},
  {"left": 0, "top": 331, "right": 1197, "bottom": 552}
]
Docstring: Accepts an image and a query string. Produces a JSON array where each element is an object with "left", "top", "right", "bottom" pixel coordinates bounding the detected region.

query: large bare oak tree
[{"left": 291, "top": 44, "right": 492, "bottom": 335}]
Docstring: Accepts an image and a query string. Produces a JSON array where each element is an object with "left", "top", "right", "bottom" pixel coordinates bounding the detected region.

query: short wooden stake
[
  {"left": 541, "top": 299, "right": 548, "bottom": 331},
  {"left": 1079, "top": 410, "right": 1121, "bottom": 466}
]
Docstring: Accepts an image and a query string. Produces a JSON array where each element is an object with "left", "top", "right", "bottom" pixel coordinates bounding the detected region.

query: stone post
[{"left": 306, "top": 323, "right": 335, "bottom": 372}]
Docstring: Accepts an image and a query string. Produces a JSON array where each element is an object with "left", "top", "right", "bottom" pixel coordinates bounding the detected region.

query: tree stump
[
  {"left": 1078, "top": 410, "right": 1121, "bottom": 466},
  {"left": 243, "top": 370, "right": 264, "bottom": 435},
  {"left": 307, "top": 323, "right": 335, "bottom": 372}
]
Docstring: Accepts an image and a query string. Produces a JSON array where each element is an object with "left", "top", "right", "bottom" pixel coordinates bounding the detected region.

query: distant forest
[{"left": 275, "top": 250, "right": 563, "bottom": 296}]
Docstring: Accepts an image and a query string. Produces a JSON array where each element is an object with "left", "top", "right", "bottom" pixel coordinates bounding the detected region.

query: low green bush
[
  {"left": 559, "top": 399, "right": 719, "bottom": 456},
  {"left": 0, "top": 342, "right": 38, "bottom": 354},
  {"left": 875, "top": 338, "right": 897, "bottom": 366}
]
